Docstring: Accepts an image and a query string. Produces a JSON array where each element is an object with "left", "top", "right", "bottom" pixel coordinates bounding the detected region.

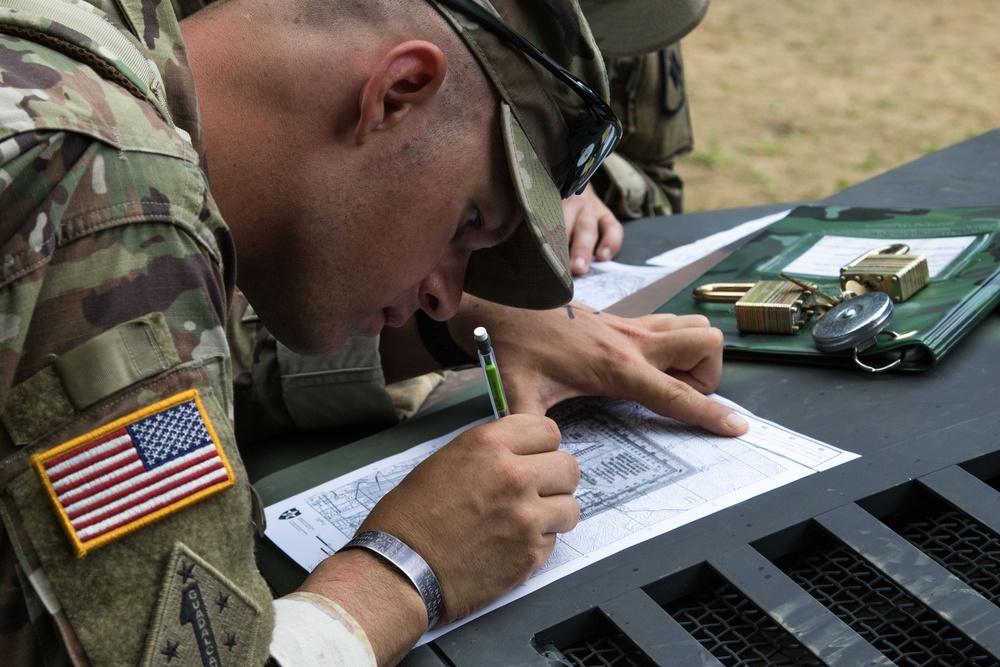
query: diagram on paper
[
  {"left": 264, "top": 395, "right": 857, "bottom": 640},
  {"left": 571, "top": 261, "right": 672, "bottom": 311}
]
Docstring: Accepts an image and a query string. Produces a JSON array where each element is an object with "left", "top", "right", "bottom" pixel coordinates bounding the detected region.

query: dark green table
[{"left": 253, "top": 129, "right": 1000, "bottom": 666}]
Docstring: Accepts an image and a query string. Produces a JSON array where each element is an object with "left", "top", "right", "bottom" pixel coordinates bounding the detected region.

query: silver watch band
[{"left": 340, "top": 530, "right": 443, "bottom": 630}]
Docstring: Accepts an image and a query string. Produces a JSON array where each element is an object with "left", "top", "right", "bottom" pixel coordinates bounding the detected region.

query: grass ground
[{"left": 678, "top": 0, "right": 1000, "bottom": 212}]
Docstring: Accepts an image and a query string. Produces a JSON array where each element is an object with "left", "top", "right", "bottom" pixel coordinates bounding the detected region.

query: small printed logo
[{"left": 279, "top": 508, "right": 301, "bottom": 520}]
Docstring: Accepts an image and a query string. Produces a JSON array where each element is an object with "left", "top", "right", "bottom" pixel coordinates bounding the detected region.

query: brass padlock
[
  {"left": 839, "top": 243, "right": 929, "bottom": 303},
  {"left": 692, "top": 280, "right": 812, "bottom": 334}
]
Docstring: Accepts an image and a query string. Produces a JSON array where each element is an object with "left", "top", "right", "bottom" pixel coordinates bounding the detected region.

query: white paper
[
  {"left": 263, "top": 395, "right": 857, "bottom": 645},
  {"left": 644, "top": 209, "right": 792, "bottom": 270},
  {"left": 569, "top": 209, "right": 794, "bottom": 310},
  {"left": 781, "top": 235, "right": 978, "bottom": 278},
  {"left": 571, "top": 260, "right": 674, "bottom": 311}
]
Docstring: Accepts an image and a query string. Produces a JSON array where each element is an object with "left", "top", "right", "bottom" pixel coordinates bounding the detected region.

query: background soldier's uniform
[{"left": 594, "top": 43, "right": 694, "bottom": 219}]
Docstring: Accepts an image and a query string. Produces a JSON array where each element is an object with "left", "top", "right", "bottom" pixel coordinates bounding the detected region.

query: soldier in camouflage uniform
[
  {"left": 564, "top": 0, "right": 708, "bottom": 275},
  {"left": 0, "top": 0, "right": 747, "bottom": 665},
  {"left": 583, "top": 0, "right": 709, "bottom": 218}
]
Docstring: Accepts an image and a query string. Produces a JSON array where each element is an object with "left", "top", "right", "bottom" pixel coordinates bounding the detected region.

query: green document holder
[{"left": 658, "top": 205, "right": 1000, "bottom": 371}]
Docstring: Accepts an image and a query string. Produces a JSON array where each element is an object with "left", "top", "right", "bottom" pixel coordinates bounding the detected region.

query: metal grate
[
  {"left": 776, "top": 539, "right": 999, "bottom": 667},
  {"left": 883, "top": 497, "right": 1000, "bottom": 603},
  {"left": 662, "top": 574, "right": 821, "bottom": 667},
  {"left": 542, "top": 633, "right": 656, "bottom": 667},
  {"left": 539, "top": 631, "right": 656, "bottom": 667}
]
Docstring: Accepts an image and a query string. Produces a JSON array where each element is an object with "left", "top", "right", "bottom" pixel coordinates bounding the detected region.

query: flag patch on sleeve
[{"left": 32, "top": 389, "right": 235, "bottom": 557}]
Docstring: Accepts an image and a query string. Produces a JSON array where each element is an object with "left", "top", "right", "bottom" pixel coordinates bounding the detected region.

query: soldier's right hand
[
  {"left": 360, "top": 413, "right": 580, "bottom": 624},
  {"left": 295, "top": 414, "right": 579, "bottom": 664}
]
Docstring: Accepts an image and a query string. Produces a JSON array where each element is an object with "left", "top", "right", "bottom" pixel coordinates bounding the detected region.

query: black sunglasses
[{"left": 435, "top": 0, "right": 623, "bottom": 197}]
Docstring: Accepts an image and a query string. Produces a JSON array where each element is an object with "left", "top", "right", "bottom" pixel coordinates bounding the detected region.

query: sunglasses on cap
[{"left": 435, "top": 0, "right": 623, "bottom": 198}]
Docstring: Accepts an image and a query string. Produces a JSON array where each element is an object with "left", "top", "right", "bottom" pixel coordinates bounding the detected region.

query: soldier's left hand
[
  {"left": 459, "top": 300, "right": 748, "bottom": 437},
  {"left": 562, "top": 183, "right": 624, "bottom": 276}
]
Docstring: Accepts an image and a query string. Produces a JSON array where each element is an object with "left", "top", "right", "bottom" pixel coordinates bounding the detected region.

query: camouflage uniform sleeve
[
  {"left": 594, "top": 43, "right": 694, "bottom": 218},
  {"left": 0, "top": 130, "right": 275, "bottom": 666},
  {"left": 227, "top": 292, "right": 401, "bottom": 445}
]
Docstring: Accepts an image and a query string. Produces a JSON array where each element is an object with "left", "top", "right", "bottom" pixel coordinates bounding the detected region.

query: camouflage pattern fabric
[
  {"left": 433, "top": 0, "right": 612, "bottom": 309},
  {"left": 594, "top": 42, "right": 693, "bottom": 219},
  {"left": 0, "top": 0, "right": 276, "bottom": 665},
  {"left": 228, "top": 293, "right": 399, "bottom": 444},
  {"left": 0, "top": 0, "right": 620, "bottom": 663}
]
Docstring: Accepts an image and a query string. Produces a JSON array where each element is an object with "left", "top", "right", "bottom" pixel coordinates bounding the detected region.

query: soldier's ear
[{"left": 355, "top": 40, "right": 447, "bottom": 144}]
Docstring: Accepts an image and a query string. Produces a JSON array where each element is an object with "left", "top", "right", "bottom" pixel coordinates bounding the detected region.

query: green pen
[{"left": 474, "top": 326, "right": 509, "bottom": 419}]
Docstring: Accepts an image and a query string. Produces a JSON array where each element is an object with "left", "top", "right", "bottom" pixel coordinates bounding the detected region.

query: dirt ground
[{"left": 677, "top": 0, "right": 1000, "bottom": 212}]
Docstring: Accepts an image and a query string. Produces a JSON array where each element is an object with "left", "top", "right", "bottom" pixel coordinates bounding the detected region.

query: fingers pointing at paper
[{"left": 453, "top": 298, "right": 749, "bottom": 437}]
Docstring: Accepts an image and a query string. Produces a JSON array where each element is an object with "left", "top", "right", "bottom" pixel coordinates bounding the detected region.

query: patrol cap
[
  {"left": 578, "top": 0, "right": 711, "bottom": 58},
  {"left": 428, "top": 0, "right": 620, "bottom": 310}
]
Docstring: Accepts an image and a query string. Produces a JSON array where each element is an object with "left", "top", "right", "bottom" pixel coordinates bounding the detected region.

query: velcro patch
[
  {"left": 142, "top": 542, "right": 263, "bottom": 667},
  {"left": 32, "top": 389, "right": 235, "bottom": 557}
]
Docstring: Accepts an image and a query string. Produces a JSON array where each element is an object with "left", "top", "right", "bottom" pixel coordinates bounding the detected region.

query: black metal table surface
[{"left": 403, "top": 129, "right": 1000, "bottom": 667}]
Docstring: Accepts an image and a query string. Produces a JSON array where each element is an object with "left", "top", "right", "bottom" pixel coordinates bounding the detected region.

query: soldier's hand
[
  {"left": 563, "top": 183, "right": 624, "bottom": 276},
  {"left": 461, "top": 299, "right": 749, "bottom": 437},
  {"left": 358, "top": 414, "right": 579, "bottom": 624}
]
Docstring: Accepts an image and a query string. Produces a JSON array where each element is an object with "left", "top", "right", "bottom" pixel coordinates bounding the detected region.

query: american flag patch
[{"left": 32, "top": 389, "right": 235, "bottom": 557}]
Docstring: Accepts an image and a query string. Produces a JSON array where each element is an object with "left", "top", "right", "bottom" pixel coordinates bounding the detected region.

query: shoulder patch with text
[
  {"left": 142, "top": 542, "right": 264, "bottom": 667},
  {"left": 32, "top": 389, "right": 235, "bottom": 557}
]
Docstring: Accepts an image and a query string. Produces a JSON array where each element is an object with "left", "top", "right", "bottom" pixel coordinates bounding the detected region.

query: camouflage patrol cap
[
  {"left": 428, "top": 0, "right": 616, "bottom": 310},
  {"left": 578, "top": 0, "right": 710, "bottom": 57}
]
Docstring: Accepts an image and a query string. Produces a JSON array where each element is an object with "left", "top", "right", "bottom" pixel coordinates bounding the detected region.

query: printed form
[
  {"left": 781, "top": 235, "right": 978, "bottom": 278},
  {"left": 263, "top": 395, "right": 858, "bottom": 644}
]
